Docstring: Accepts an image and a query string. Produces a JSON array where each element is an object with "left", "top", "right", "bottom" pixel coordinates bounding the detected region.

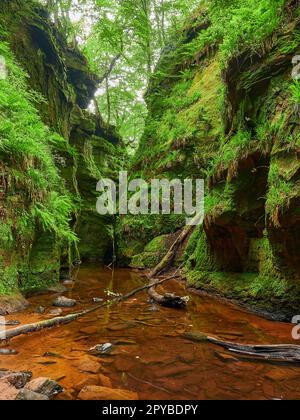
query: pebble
[
  {"left": 36, "top": 307, "right": 46, "bottom": 314},
  {"left": 149, "top": 305, "right": 159, "bottom": 312},
  {"left": 93, "top": 298, "right": 104, "bottom": 303}
]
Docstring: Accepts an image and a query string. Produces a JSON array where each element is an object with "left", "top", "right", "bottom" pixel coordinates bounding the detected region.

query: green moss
[
  {"left": 144, "top": 235, "right": 170, "bottom": 253},
  {"left": 130, "top": 252, "right": 162, "bottom": 269},
  {"left": 130, "top": 234, "right": 173, "bottom": 269},
  {"left": 185, "top": 227, "right": 217, "bottom": 273},
  {"left": 0, "top": 40, "right": 77, "bottom": 244},
  {"left": 266, "top": 163, "right": 297, "bottom": 226}
]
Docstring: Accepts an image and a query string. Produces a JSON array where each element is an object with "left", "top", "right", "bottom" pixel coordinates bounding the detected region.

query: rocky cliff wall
[
  {"left": 0, "top": 0, "right": 123, "bottom": 302},
  {"left": 125, "top": 0, "right": 300, "bottom": 319}
]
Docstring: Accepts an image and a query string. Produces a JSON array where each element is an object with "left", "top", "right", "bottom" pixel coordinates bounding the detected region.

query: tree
[{"left": 40, "top": 0, "right": 200, "bottom": 148}]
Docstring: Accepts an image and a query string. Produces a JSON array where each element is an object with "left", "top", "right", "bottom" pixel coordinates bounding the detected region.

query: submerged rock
[
  {"left": 53, "top": 296, "right": 76, "bottom": 308},
  {"left": 149, "top": 305, "right": 159, "bottom": 312},
  {"left": 0, "top": 349, "right": 18, "bottom": 355},
  {"left": 77, "top": 358, "right": 101, "bottom": 374},
  {"left": 48, "top": 308, "right": 63, "bottom": 316},
  {"left": 79, "top": 326, "right": 98, "bottom": 335},
  {"left": 36, "top": 306, "right": 46, "bottom": 314},
  {"left": 93, "top": 297, "right": 104, "bottom": 303},
  {"left": 78, "top": 385, "right": 138, "bottom": 401},
  {"left": 43, "top": 352, "right": 63, "bottom": 359},
  {"left": 89, "top": 343, "right": 113, "bottom": 356},
  {"left": 215, "top": 351, "right": 239, "bottom": 363}
]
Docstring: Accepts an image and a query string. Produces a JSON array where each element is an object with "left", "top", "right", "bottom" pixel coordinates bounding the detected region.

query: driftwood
[
  {"left": 1, "top": 274, "right": 181, "bottom": 342},
  {"left": 148, "top": 275, "right": 189, "bottom": 308},
  {"left": 184, "top": 332, "right": 300, "bottom": 364},
  {"left": 146, "top": 216, "right": 201, "bottom": 307}
]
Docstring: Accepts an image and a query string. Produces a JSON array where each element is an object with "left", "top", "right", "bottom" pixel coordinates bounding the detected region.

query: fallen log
[
  {"left": 149, "top": 214, "right": 201, "bottom": 278},
  {"left": 148, "top": 276, "right": 189, "bottom": 308},
  {"left": 183, "top": 332, "right": 300, "bottom": 364},
  {"left": 1, "top": 274, "right": 181, "bottom": 342}
]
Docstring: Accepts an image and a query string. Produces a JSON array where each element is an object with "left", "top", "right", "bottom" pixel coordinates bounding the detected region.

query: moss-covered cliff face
[
  {"left": 124, "top": 0, "right": 300, "bottom": 319},
  {"left": 0, "top": 0, "right": 123, "bottom": 300}
]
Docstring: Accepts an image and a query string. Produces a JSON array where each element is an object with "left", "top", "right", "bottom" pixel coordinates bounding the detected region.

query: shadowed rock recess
[
  {"left": 119, "top": 0, "right": 300, "bottom": 320},
  {"left": 0, "top": 0, "right": 124, "bottom": 308}
]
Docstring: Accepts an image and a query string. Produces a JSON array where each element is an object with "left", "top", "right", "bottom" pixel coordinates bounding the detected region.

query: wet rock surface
[
  {"left": 0, "top": 296, "right": 29, "bottom": 316},
  {"left": 89, "top": 343, "right": 113, "bottom": 356},
  {"left": 0, "top": 371, "right": 62, "bottom": 400},
  {"left": 53, "top": 296, "right": 77, "bottom": 308},
  {"left": 24, "top": 377, "right": 64, "bottom": 399}
]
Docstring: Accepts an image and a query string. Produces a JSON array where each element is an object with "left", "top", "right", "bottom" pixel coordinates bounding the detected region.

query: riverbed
[{"left": 0, "top": 267, "right": 299, "bottom": 400}]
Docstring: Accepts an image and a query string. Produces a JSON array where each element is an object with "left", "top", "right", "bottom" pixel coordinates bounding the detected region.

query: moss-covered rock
[{"left": 130, "top": 234, "right": 175, "bottom": 269}]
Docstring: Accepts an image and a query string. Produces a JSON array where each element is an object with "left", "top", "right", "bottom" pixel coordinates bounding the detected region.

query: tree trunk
[{"left": 183, "top": 332, "right": 300, "bottom": 364}]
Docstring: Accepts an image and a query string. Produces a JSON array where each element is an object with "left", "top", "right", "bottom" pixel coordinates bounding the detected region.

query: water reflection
[{"left": 0, "top": 266, "right": 300, "bottom": 400}]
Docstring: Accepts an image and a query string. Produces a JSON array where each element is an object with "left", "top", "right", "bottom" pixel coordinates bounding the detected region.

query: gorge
[{"left": 0, "top": 0, "right": 300, "bottom": 401}]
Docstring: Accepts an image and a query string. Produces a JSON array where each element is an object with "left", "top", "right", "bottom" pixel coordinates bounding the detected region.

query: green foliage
[
  {"left": 0, "top": 40, "right": 77, "bottom": 244},
  {"left": 180, "top": 0, "right": 286, "bottom": 67},
  {"left": 266, "top": 164, "right": 295, "bottom": 226},
  {"left": 290, "top": 81, "right": 300, "bottom": 104},
  {"left": 207, "top": 131, "right": 253, "bottom": 180}
]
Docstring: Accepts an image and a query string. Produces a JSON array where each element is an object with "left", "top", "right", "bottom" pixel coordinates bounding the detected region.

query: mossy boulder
[{"left": 130, "top": 234, "right": 173, "bottom": 269}]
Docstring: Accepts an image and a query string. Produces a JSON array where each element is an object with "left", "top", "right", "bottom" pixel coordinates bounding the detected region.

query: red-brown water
[{"left": 1, "top": 267, "right": 300, "bottom": 400}]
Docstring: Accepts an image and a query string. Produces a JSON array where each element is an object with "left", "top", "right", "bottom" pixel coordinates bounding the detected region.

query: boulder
[
  {"left": 0, "top": 370, "right": 32, "bottom": 389},
  {"left": 53, "top": 296, "right": 76, "bottom": 308},
  {"left": 17, "top": 389, "right": 49, "bottom": 400},
  {"left": 24, "top": 377, "right": 64, "bottom": 399},
  {"left": 0, "top": 295, "right": 29, "bottom": 315},
  {"left": 0, "top": 379, "right": 19, "bottom": 400}
]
